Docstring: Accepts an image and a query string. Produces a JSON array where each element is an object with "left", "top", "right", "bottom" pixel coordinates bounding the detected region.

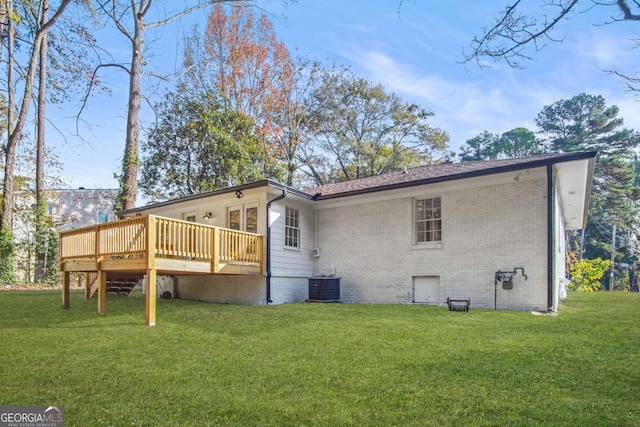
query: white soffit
[{"left": 555, "top": 158, "right": 595, "bottom": 230}]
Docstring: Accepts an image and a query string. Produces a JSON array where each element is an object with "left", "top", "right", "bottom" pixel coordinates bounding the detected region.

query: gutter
[
  {"left": 266, "top": 190, "right": 287, "bottom": 304},
  {"left": 580, "top": 156, "right": 597, "bottom": 229},
  {"left": 547, "top": 164, "right": 554, "bottom": 311},
  {"left": 119, "top": 179, "right": 310, "bottom": 217}
]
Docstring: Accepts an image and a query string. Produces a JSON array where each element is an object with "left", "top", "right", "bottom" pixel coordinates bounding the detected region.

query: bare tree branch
[
  {"left": 462, "top": 0, "right": 579, "bottom": 68},
  {"left": 617, "top": 0, "right": 640, "bottom": 19},
  {"left": 460, "top": 0, "right": 640, "bottom": 92},
  {"left": 75, "top": 62, "right": 131, "bottom": 135},
  {"left": 147, "top": 1, "right": 256, "bottom": 29}
]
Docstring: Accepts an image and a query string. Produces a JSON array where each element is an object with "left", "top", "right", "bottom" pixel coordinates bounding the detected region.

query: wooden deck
[{"left": 59, "top": 214, "right": 266, "bottom": 325}]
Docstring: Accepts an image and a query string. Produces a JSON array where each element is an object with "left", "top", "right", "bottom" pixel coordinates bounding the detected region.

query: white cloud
[
  {"left": 336, "top": 39, "right": 640, "bottom": 151},
  {"left": 337, "top": 46, "right": 552, "bottom": 145},
  {"left": 615, "top": 97, "right": 640, "bottom": 131},
  {"left": 575, "top": 30, "right": 635, "bottom": 70}
]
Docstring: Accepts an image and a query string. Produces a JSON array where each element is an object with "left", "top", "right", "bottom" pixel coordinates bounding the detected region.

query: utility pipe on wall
[{"left": 266, "top": 190, "right": 286, "bottom": 304}]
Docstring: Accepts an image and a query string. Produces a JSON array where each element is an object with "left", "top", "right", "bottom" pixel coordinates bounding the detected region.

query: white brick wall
[{"left": 313, "top": 171, "right": 550, "bottom": 311}]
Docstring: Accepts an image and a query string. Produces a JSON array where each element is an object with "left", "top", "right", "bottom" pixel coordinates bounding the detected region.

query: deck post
[
  {"left": 145, "top": 215, "right": 157, "bottom": 326},
  {"left": 84, "top": 273, "right": 91, "bottom": 299},
  {"left": 97, "top": 270, "right": 107, "bottom": 315},
  {"left": 62, "top": 271, "right": 70, "bottom": 310},
  {"left": 145, "top": 269, "right": 157, "bottom": 326}
]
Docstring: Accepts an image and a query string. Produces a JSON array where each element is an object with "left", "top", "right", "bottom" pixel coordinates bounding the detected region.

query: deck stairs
[{"left": 87, "top": 273, "right": 144, "bottom": 298}]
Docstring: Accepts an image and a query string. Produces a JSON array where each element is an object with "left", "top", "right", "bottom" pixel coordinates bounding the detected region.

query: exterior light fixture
[
  {"left": 203, "top": 212, "right": 214, "bottom": 219},
  {"left": 236, "top": 190, "right": 244, "bottom": 199}
]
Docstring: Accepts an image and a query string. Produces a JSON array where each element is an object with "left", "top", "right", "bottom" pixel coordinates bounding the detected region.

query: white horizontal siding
[{"left": 269, "top": 199, "right": 314, "bottom": 277}]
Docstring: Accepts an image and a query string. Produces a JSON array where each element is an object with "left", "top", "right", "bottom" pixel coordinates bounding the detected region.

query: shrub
[
  {"left": 0, "top": 227, "right": 15, "bottom": 284},
  {"left": 569, "top": 258, "right": 611, "bottom": 292}
]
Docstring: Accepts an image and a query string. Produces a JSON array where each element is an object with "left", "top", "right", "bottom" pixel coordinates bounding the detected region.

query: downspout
[
  {"left": 266, "top": 190, "right": 287, "bottom": 304},
  {"left": 546, "top": 164, "right": 555, "bottom": 311}
]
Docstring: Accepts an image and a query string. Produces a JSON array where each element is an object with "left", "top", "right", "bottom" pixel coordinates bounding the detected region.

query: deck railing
[{"left": 59, "top": 214, "right": 264, "bottom": 270}]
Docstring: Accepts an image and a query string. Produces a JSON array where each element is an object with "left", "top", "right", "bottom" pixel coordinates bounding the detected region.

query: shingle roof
[{"left": 306, "top": 152, "right": 597, "bottom": 199}]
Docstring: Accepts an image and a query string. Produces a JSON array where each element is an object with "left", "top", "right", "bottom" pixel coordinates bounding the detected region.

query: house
[
  {"left": 13, "top": 188, "right": 117, "bottom": 282},
  {"left": 58, "top": 151, "right": 596, "bottom": 325},
  {"left": 49, "top": 188, "right": 118, "bottom": 231}
]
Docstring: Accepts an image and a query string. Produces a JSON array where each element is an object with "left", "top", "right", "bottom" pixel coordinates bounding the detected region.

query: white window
[
  {"left": 415, "top": 197, "right": 442, "bottom": 243},
  {"left": 285, "top": 207, "right": 300, "bottom": 249}
]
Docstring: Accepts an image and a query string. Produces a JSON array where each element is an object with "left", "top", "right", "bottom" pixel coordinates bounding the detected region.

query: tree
[
  {"left": 459, "top": 127, "right": 544, "bottom": 161},
  {"left": 10, "top": 138, "right": 64, "bottom": 284},
  {"left": 34, "top": 0, "right": 49, "bottom": 283},
  {"left": 536, "top": 93, "right": 640, "bottom": 261},
  {"left": 536, "top": 94, "right": 637, "bottom": 155},
  {"left": 464, "top": 1, "right": 640, "bottom": 92},
  {"left": 303, "top": 69, "right": 449, "bottom": 185},
  {"left": 264, "top": 57, "right": 323, "bottom": 186},
  {"left": 92, "top": 0, "right": 250, "bottom": 212},
  {"left": 459, "top": 131, "right": 500, "bottom": 161},
  {"left": 1, "top": 0, "right": 75, "bottom": 282},
  {"left": 497, "top": 127, "right": 544, "bottom": 158},
  {"left": 140, "top": 89, "right": 282, "bottom": 202},
  {"left": 181, "top": 2, "right": 296, "bottom": 182}
]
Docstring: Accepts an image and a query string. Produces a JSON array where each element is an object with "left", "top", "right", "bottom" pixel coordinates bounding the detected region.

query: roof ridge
[{"left": 307, "top": 151, "right": 596, "bottom": 198}]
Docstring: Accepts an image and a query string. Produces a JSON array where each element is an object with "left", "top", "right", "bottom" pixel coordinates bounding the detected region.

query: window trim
[
  {"left": 182, "top": 211, "right": 197, "bottom": 223},
  {"left": 413, "top": 196, "right": 443, "bottom": 249},
  {"left": 97, "top": 211, "right": 109, "bottom": 224},
  {"left": 284, "top": 206, "right": 300, "bottom": 250},
  {"left": 227, "top": 203, "right": 259, "bottom": 233}
]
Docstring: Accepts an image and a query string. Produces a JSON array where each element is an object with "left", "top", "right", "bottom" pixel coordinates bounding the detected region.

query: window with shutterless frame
[
  {"left": 415, "top": 197, "right": 442, "bottom": 243},
  {"left": 284, "top": 206, "right": 300, "bottom": 249}
]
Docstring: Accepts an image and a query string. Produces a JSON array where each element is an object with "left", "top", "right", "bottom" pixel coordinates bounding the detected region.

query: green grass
[{"left": 0, "top": 291, "right": 638, "bottom": 426}]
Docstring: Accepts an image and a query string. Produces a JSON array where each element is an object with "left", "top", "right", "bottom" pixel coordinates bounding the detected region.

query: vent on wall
[{"left": 312, "top": 248, "right": 321, "bottom": 258}]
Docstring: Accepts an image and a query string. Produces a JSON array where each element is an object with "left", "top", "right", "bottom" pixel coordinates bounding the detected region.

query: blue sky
[{"left": 47, "top": 0, "right": 639, "bottom": 199}]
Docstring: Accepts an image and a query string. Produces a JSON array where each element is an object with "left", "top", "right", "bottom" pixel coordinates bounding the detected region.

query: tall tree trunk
[
  {"left": 117, "top": 9, "right": 144, "bottom": 212},
  {"left": 2, "top": 0, "right": 16, "bottom": 234},
  {"left": 34, "top": 0, "right": 49, "bottom": 283},
  {"left": 0, "top": 0, "right": 16, "bottom": 282},
  {"left": 1, "top": 0, "right": 71, "bottom": 246}
]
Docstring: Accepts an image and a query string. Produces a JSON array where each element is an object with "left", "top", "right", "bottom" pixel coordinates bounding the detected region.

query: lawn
[{"left": 0, "top": 291, "right": 638, "bottom": 427}]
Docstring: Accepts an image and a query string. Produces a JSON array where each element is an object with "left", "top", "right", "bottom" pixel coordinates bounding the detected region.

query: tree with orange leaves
[{"left": 182, "top": 2, "right": 300, "bottom": 183}]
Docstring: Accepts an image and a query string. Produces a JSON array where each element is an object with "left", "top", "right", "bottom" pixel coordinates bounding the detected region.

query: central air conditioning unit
[{"left": 308, "top": 276, "right": 340, "bottom": 302}]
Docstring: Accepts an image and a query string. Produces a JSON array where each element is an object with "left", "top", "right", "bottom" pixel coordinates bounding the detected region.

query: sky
[{"left": 43, "top": 0, "right": 640, "bottom": 204}]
